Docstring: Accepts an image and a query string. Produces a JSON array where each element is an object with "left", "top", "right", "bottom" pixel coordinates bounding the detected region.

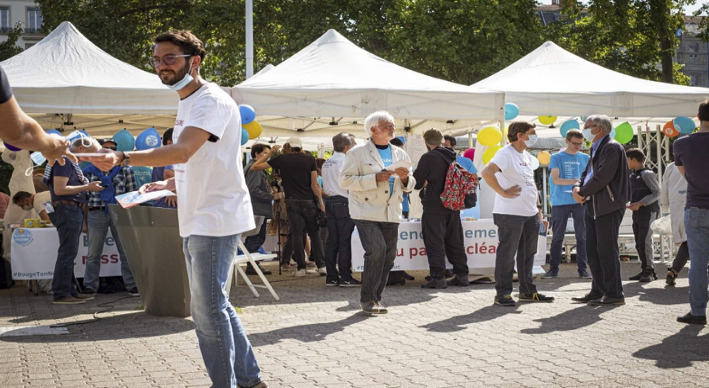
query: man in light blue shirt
[
  {"left": 444, "top": 135, "right": 478, "bottom": 174},
  {"left": 545, "top": 129, "right": 591, "bottom": 279}
]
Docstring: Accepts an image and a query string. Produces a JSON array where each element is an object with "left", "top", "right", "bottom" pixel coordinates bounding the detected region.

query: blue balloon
[
  {"left": 239, "top": 104, "right": 256, "bottom": 125},
  {"left": 559, "top": 119, "right": 580, "bottom": 137},
  {"left": 504, "top": 103, "right": 519, "bottom": 121},
  {"left": 610, "top": 128, "right": 616, "bottom": 139},
  {"left": 47, "top": 129, "right": 62, "bottom": 136},
  {"left": 241, "top": 128, "right": 249, "bottom": 145},
  {"left": 112, "top": 129, "right": 135, "bottom": 152},
  {"left": 673, "top": 116, "right": 696, "bottom": 134},
  {"left": 135, "top": 128, "right": 161, "bottom": 151},
  {"left": 396, "top": 136, "right": 406, "bottom": 145}
]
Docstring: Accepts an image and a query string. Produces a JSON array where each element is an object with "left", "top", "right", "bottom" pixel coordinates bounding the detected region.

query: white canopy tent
[
  {"left": 1, "top": 21, "right": 178, "bottom": 138},
  {"left": 232, "top": 29, "right": 505, "bottom": 140},
  {"left": 472, "top": 41, "right": 709, "bottom": 118}
]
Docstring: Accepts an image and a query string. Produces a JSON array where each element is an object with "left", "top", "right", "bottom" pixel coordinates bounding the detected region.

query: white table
[
  {"left": 11, "top": 227, "right": 122, "bottom": 280},
  {"left": 352, "top": 219, "right": 546, "bottom": 273}
]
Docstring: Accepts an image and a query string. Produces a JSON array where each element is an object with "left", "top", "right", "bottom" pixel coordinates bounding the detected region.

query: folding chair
[{"left": 226, "top": 216, "right": 279, "bottom": 301}]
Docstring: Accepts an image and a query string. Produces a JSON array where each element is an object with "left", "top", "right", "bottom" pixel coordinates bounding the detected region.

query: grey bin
[{"left": 109, "top": 204, "right": 190, "bottom": 317}]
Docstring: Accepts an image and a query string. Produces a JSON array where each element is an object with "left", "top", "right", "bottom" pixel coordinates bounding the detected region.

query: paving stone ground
[{"left": 1, "top": 260, "right": 708, "bottom": 388}]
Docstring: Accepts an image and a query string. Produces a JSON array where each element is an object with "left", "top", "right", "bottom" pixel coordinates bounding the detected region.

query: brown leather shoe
[{"left": 53, "top": 296, "right": 86, "bottom": 305}]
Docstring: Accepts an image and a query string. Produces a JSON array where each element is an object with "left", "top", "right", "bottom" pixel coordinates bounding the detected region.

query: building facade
[
  {"left": 0, "top": 0, "right": 43, "bottom": 49},
  {"left": 676, "top": 17, "right": 709, "bottom": 87}
]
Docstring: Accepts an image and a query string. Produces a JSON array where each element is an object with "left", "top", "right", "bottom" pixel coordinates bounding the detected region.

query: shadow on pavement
[
  {"left": 0, "top": 310, "right": 194, "bottom": 343},
  {"left": 249, "top": 312, "right": 369, "bottom": 346},
  {"left": 633, "top": 324, "right": 709, "bottom": 368},
  {"left": 420, "top": 305, "right": 521, "bottom": 333},
  {"left": 519, "top": 304, "right": 617, "bottom": 334}
]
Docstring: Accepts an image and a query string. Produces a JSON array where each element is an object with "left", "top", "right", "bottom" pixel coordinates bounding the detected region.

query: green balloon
[{"left": 614, "top": 122, "right": 634, "bottom": 144}]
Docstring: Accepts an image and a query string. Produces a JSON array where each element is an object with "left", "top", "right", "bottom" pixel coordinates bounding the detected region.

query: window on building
[
  {"left": 26, "top": 7, "right": 42, "bottom": 33},
  {"left": 0, "top": 7, "right": 9, "bottom": 33}
]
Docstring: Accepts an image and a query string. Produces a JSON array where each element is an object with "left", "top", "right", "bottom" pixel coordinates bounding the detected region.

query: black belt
[
  {"left": 329, "top": 195, "right": 348, "bottom": 201},
  {"left": 88, "top": 206, "right": 105, "bottom": 211},
  {"left": 53, "top": 200, "right": 80, "bottom": 207}
]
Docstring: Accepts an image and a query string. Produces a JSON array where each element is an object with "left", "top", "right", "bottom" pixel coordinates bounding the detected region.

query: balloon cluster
[
  {"left": 664, "top": 116, "right": 696, "bottom": 138},
  {"left": 239, "top": 104, "right": 261, "bottom": 146}
]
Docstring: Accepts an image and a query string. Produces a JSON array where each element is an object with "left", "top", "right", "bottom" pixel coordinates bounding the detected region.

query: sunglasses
[{"left": 151, "top": 54, "right": 191, "bottom": 67}]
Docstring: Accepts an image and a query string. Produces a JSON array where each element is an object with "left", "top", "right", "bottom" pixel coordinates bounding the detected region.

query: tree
[{"left": 0, "top": 23, "right": 25, "bottom": 61}]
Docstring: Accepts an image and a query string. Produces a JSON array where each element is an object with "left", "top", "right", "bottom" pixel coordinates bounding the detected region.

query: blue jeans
[
  {"left": 183, "top": 234, "right": 262, "bottom": 388},
  {"left": 243, "top": 219, "right": 268, "bottom": 253},
  {"left": 49, "top": 203, "right": 84, "bottom": 301},
  {"left": 685, "top": 208, "right": 709, "bottom": 316},
  {"left": 493, "top": 213, "right": 539, "bottom": 297},
  {"left": 325, "top": 197, "right": 355, "bottom": 282},
  {"left": 354, "top": 220, "right": 399, "bottom": 304},
  {"left": 549, "top": 203, "right": 587, "bottom": 273},
  {"left": 83, "top": 210, "right": 137, "bottom": 292}
]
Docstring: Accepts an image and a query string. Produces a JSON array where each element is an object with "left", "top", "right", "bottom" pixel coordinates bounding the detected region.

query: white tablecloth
[
  {"left": 11, "top": 227, "right": 121, "bottom": 280},
  {"left": 352, "top": 219, "right": 546, "bottom": 273}
]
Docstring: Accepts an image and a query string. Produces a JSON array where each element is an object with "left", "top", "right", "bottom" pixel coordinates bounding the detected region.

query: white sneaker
[
  {"left": 318, "top": 267, "right": 327, "bottom": 275},
  {"left": 293, "top": 269, "right": 306, "bottom": 277},
  {"left": 305, "top": 268, "right": 319, "bottom": 274}
]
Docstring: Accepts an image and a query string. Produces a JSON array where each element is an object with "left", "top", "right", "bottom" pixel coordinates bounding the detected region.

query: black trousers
[
  {"left": 632, "top": 210, "right": 658, "bottom": 270},
  {"left": 670, "top": 241, "right": 690, "bottom": 272},
  {"left": 585, "top": 207, "right": 624, "bottom": 298},
  {"left": 324, "top": 196, "right": 355, "bottom": 282},
  {"left": 421, "top": 210, "right": 469, "bottom": 279}
]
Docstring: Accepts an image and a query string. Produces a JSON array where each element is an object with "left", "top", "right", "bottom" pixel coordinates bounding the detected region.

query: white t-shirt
[
  {"left": 172, "top": 83, "right": 255, "bottom": 237},
  {"left": 490, "top": 144, "right": 538, "bottom": 217},
  {"left": 33, "top": 191, "right": 52, "bottom": 215},
  {"left": 321, "top": 151, "right": 348, "bottom": 198}
]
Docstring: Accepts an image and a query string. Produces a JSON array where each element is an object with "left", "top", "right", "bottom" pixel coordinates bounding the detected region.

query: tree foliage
[
  {"left": 36, "top": 0, "right": 691, "bottom": 86},
  {"left": 0, "top": 23, "right": 25, "bottom": 61}
]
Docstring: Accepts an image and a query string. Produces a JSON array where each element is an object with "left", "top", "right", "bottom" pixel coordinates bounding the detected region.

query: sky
[{"left": 538, "top": 1, "right": 706, "bottom": 14}]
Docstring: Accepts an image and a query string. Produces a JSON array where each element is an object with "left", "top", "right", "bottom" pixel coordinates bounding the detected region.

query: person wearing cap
[
  {"left": 338, "top": 111, "right": 415, "bottom": 315},
  {"left": 251, "top": 137, "right": 327, "bottom": 277},
  {"left": 80, "top": 138, "right": 139, "bottom": 296}
]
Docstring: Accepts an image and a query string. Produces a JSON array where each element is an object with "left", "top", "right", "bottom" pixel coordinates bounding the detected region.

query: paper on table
[
  {"left": 115, "top": 190, "right": 176, "bottom": 208},
  {"left": 385, "top": 160, "right": 413, "bottom": 171}
]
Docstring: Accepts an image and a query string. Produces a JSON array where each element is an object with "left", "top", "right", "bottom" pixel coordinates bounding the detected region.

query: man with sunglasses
[
  {"left": 544, "top": 129, "right": 591, "bottom": 279},
  {"left": 84, "top": 30, "right": 265, "bottom": 388}
]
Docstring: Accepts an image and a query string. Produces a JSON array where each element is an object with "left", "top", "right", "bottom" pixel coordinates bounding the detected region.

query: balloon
[
  {"left": 243, "top": 120, "right": 262, "bottom": 139},
  {"left": 673, "top": 116, "right": 696, "bottom": 134},
  {"left": 530, "top": 155, "right": 540, "bottom": 170},
  {"left": 610, "top": 128, "right": 616, "bottom": 139},
  {"left": 504, "top": 103, "right": 519, "bottom": 120},
  {"left": 662, "top": 121, "right": 679, "bottom": 138},
  {"left": 239, "top": 105, "right": 256, "bottom": 125},
  {"left": 538, "top": 115, "right": 557, "bottom": 126},
  {"left": 477, "top": 127, "right": 502, "bottom": 147},
  {"left": 47, "top": 129, "right": 62, "bottom": 136},
  {"left": 3, "top": 142, "right": 20, "bottom": 151},
  {"left": 613, "top": 122, "right": 634, "bottom": 144},
  {"left": 112, "top": 129, "right": 135, "bottom": 152},
  {"left": 240, "top": 128, "right": 249, "bottom": 146},
  {"left": 135, "top": 127, "right": 161, "bottom": 151},
  {"left": 559, "top": 120, "right": 580, "bottom": 137},
  {"left": 482, "top": 146, "right": 502, "bottom": 164},
  {"left": 396, "top": 136, "right": 406, "bottom": 145},
  {"left": 537, "top": 151, "right": 551, "bottom": 165},
  {"left": 463, "top": 148, "right": 475, "bottom": 161}
]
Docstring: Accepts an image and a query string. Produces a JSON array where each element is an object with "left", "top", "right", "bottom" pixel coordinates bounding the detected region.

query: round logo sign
[{"left": 13, "top": 228, "right": 33, "bottom": 246}]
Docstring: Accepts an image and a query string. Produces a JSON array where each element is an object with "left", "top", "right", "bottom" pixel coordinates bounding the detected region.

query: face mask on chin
[
  {"left": 21, "top": 205, "right": 32, "bottom": 211},
  {"left": 167, "top": 60, "right": 194, "bottom": 91}
]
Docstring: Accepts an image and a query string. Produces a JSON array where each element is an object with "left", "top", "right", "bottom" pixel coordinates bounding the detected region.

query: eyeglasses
[
  {"left": 151, "top": 54, "right": 191, "bottom": 67},
  {"left": 582, "top": 125, "right": 596, "bottom": 130},
  {"left": 569, "top": 141, "right": 583, "bottom": 146}
]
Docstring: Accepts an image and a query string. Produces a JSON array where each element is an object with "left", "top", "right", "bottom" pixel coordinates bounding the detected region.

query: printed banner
[{"left": 11, "top": 227, "right": 122, "bottom": 280}]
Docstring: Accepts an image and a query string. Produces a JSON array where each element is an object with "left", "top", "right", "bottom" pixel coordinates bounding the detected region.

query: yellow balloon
[
  {"left": 482, "top": 146, "right": 502, "bottom": 164},
  {"left": 538, "top": 115, "right": 557, "bottom": 126},
  {"left": 477, "top": 127, "right": 503, "bottom": 147},
  {"left": 537, "top": 151, "right": 551, "bottom": 165},
  {"left": 244, "top": 121, "right": 262, "bottom": 139}
]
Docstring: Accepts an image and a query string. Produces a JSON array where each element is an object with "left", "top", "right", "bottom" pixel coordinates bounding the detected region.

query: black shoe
[
  {"left": 519, "top": 292, "right": 555, "bottom": 303},
  {"left": 666, "top": 268, "right": 679, "bottom": 286},
  {"left": 246, "top": 264, "right": 272, "bottom": 276},
  {"left": 587, "top": 296, "right": 625, "bottom": 306},
  {"left": 677, "top": 312, "right": 707, "bottom": 325},
  {"left": 639, "top": 269, "right": 656, "bottom": 283},
  {"left": 326, "top": 279, "right": 339, "bottom": 287},
  {"left": 404, "top": 272, "right": 415, "bottom": 281},
  {"left": 340, "top": 278, "right": 361, "bottom": 287},
  {"left": 494, "top": 294, "right": 516, "bottom": 307},
  {"left": 421, "top": 277, "right": 447, "bottom": 289},
  {"left": 446, "top": 275, "right": 470, "bottom": 287},
  {"left": 629, "top": 271, "right": 645, "bottom": 281},
  {"left": 444, "top": 269, "right": 454, "bottom": 278},
  {"left": 571, "top": 293, "right": 603, "bottom": 303},
  {"left": 579, "top": 270, "right": 592, "bottom": 279},
  {"left": 542, "top": 270, "right": 558, "bottom": 279}
]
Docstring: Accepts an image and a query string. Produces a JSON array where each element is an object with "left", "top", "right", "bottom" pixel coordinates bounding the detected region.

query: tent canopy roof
[
  {"left": 234, "top": 29, "right": 503, "bottom": 121},
  {"left": 2, "top": 21, "right": 178, "bottom": 115},
  {"left": 473, "top": 41, "right": 709, "bottom": 117}
]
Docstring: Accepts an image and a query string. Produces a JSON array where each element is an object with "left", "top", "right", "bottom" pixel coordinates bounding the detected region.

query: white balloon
[{"left": 531, "top": 155, "right": 540, "bottom": 170}]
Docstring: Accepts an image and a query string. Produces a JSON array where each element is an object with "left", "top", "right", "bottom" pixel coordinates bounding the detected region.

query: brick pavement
[{"left": 1, "top": 261, "right": 708, "bottom": 387}]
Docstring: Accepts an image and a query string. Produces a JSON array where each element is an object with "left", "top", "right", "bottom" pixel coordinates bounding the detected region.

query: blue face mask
[{"left": 167, "top": 60, "right": 194, "bottom": 91}]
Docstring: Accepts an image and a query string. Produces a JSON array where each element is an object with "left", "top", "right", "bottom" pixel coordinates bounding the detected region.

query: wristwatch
[{"left": 120, "top": 151, "right": 131, "bottom": 167}]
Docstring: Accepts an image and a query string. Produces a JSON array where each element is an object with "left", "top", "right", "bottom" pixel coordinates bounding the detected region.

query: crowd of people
[{"left": 1, "top": 26, "right": 708, "bottom": 388}]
